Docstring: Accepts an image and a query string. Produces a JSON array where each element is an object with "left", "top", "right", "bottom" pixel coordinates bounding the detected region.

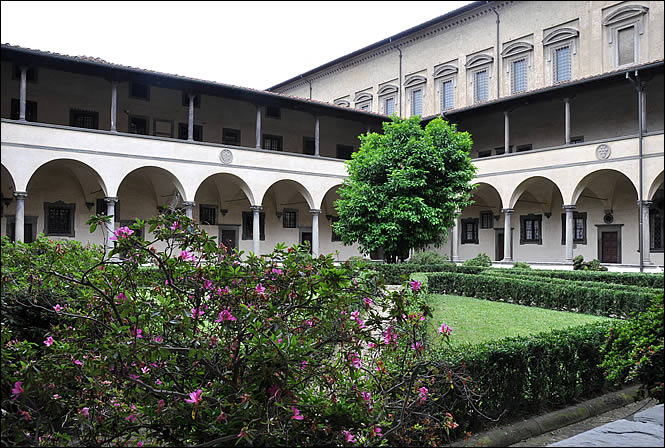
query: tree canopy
[{"left": 333, "top": 116, "right": 476, "bottom": 263}]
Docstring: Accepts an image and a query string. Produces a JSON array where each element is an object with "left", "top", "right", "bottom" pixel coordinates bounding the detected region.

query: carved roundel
[
  {"left": 595, "top": 144, "right": 611, "bottom": 160},
  {"left": 219, "top": 149, "right": 233, "bottom": 164}
]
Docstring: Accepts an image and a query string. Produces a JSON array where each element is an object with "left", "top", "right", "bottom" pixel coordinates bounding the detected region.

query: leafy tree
[{"left": 333, "top": 116, "right": 476, "bottom": 263}]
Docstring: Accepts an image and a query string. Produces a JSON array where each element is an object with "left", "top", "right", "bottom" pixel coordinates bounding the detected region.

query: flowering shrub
[{"left": 1, "top": 213, "right": 477, "bottom": 446}]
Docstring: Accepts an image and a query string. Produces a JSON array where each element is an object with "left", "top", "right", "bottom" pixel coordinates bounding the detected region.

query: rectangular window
[
  {"left": 263, "top": 134, "right": 283, "bottom": 151},
  {"left": 461, "top": 218, "right": 479, "bottom": 244},
  {"left": 130, "top": 82, "right": 150, "bottom": 100},
  {"left": 266, "top": 106, "right": 281, "bottom": 119},
  {"left": 474, "top": 70, "right": 488, "bottom": 103},
  {"left": 554, "top": 46, "right": 571, "bottom": 83},
  {"left": 441, "top": 80, "right": 453, "bottom": 111},
  {"left": 520, "top": 214, "right": 542, "bottom": 244},
  {"left": 384, "top": 97, "right": 395, "bottom": 115},
  {"left": 512, "top": 58, "right": 527, "bottom": 94},
  {"left": 336, "top": 144, "right": 354, "bottom": 160},
  {"left": 411, "top": 89, "right": 423, "bottom": 116},
  {"left": 303, "top": 137, "right": 315, "bottom": 155},
  {"left": 617, "top": 26, "right": 636, "bottom": 66},
  {"left": 69, "top": 109, "right": 99, "bottom": 130},
  {"left": 44, "top": 202, "right": 76, "bottom": 237},
  {"left": 199, "top": 205, "right": 217, "bottom": 225},
  {"left": 516, "top": 144, "right": 533, "bottom": 152},
  {"left": 222, "top": 128, "right": 241, "bottom": 146},
  {"left": 242, "top": 211, "right": 265, "bottom": 240},
  {"left": 129, "top": 116, "right": 148, "bottom": 135},
  {"left": 181, "top": 92, "right": 201, "bottom": 108},
  {"left": 331, "top": 216, "right": 342, "bottom": 242},
  {"left": 570, "top": 135, "right": 584, "bottom": 144},
  {"left": 10, "top": 99, "right": 38, "bottom": 122},
  {"left": 650, "top": 208, "right": 663, "bottom": 251},
  {"left": 153, "top": 119, "right": 173, "bottom": 138},
  {"left": 478, "top": 150, "right": 492, "bottom": 158},
  {"left": 178, "top": 123, "right": 203, "bottom": 141},
  {"left": 561, "top": 212, "right": 587, "bottom": 245},
  {"left": 283, "top": 209, "right": 297, "bottom": 228},
  {"left": 480, "top": 211, "right": 493, "bottom": 229}
]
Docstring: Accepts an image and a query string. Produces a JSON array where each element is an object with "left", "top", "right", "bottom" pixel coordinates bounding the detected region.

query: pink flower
[
  {"left": 141, "top": 366, "right": 150, "bottom": 374},
  {"left": 368, "top": 342, "right": 376, "bottom": 349},
  {"left": 361, "top": 391, "right": 371, "bottom": 402},
  {"left": 356, "top": 318, "right": 366, "bottom": 329},
  {"left": 73, "top": 359, "right": 83, "bottom": 366},
  {"left": 363, "top": 297, "right": 374, "bottom": 307},
  {"left": 153, "top": 336, "right": 163, "bottom": 343},
  {"left": 11, "top": 381, "right": 24, "bottom": 397},
  {"left": 137, "top": 442, "right": 144, "bottom": 447},
  {"left": 169, "top": 221, "right": 180, "bottom": 231},
  {"left": 409, "top": 280, "right": 422, "bottom": 291},
  {"left": 215, "top": 308, "right": 237, "bottom": 322},
  {"left": 132, "top": 327, "right": 143, "bottom": 339},
  {"left": 343, "top": 430, "right": 356, "bottom": 443},
  {"left": 125, "top": 414, "right": 136, "bottom": 423},
  {"left": 116, "top": 292, "right": 127, "bottom": 303},
  {"left": 291, "top": 406, "right": 304, "bottom": 420},
  {"left": 157, "top": 399, "right": 165, "bottom": 414},
  {"left": 190, "top": 307, "right": 204, "bottom": 319},
  {"left": 156, "top": 379, "right": 162, "bottom": 385},
  {"left": 185, "top": 389, "right": 203, "bottom": 405},
  {"left": 53, "top": 304, "right": 62, "bottom": 312},
  {"left": 255, "top": 283, "right": 266, "bottom": 295},
  {"left": 271, "top": 268, "right": 282, "bottom": 275},
  {"left": 419, "top": 386, "right": 428, "bottom": 402},
  {"left": 180, "top": 250, "right": 196, "bottom": 262},
  {"left": 109, "top": 226, "right": 134, "bottom": 241},
  {"left": 44, "top": 336, "right": 54, "bottom": 347},
  {"left": 268, "top": 384, "right": 280, "bottom": 400},
  {"left": 217, "top": 410, "right": 227, "bottom": 422},
  {"left": 350, "top": 310, "right": 360, "bottom": 320},
  {"left": 301, "top": 360, "right": 308, "bottom": 370},
  {"left": 375, "top": 426, "right": 383, "bottom": 437},
  {"left": 53, "top": 394, "right": 61, "bottom": 399},
  {"left": 438, "top": 322, "right": 453, "bottom": 336},
  {"left": 412, "top": 342, "right": 422, "bottom": 350},
  {"left": 80, "top": 407, "right": 90, "bottom": 418},
  {"left": 349, "top": 353, "right": 362, "bottom": 369}
]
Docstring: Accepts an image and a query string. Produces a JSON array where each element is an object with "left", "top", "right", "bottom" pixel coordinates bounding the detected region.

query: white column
[
  {"left": 563, "top": 204, "right": 575, "bottom": 262},
  {"left": 110, "top": 81, "right": 118, "bottom": 132},
  {"left": 641, "top": 90, "right": 647, "bottom": 132},
  {"left": 641, "top": 200, "right": 652, "bottom": 265},
  {"left": 183, "top": 201, "right": 195, "bottom": 219},
  {"left": 13, "top": 191, "right": 27, "bottom": 242},
  {"left": 251, "top": 205, "right": 262, "bottom": 254},
  {"left": 451, "top": 217, "right": 460, "bottom": 262},
  {"left": 502, "top": 208, "right": 513, "bottom": 262},
  {"left": 310, "top": 209, "right": 321, "bottom": 257},
  {"left": 564, "top": 97, "right": 571, "bottom": 144},
  {"left": 187, "top": 94, "right": 195, "bottom": 141},
  {"left": 314, "top": 116, "right": 320, "bottom": 157},
  {"left": 504, "top": 111, "right": 510, "bottom": 154},
  {"left": 105, "top": 197, "right": 118, "bottom": 254},
  {"left": 255, "top": 106, "right": 262, "bottom": 149},
  {"left": 19, "top": 66, "right": 27, "bottom": 121}
]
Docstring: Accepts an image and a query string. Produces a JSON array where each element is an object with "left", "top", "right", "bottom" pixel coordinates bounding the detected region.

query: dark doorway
[
  {"left": 301, "top": 231, "right": 312, "bottom": 253},
  {"left": 601, "top": 231, "right": 618, "bottom": 263},
  {"left": 496, "top": 229, "right": 504, "bottom": 261}
]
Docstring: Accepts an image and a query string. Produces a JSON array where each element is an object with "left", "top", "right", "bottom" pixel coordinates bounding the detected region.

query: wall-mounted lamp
[
  {"left": 220, "top": 209, "right": 228, "bottom": 216},
  {"left": 326, "top": 214, "right": 335, "bottom": 221},
  {"left": 493, "top": 214, "right": 500, "bottom": 221},
  {"left": 2, "top": 197, "right": 13, "bottom": 208},
  {"left": 276, "top": 211, "right": 283, "bottom": 219},
  {"left": 544, "top": 212, "right": 552, "bottom": 219},
  {"left": 85, "top": 202, "right": 95, "bottom": 212}
]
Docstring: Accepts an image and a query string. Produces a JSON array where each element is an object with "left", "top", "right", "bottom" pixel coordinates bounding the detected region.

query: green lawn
[{"left": 428, "top": 294, "right": 617, "bottom": 345}]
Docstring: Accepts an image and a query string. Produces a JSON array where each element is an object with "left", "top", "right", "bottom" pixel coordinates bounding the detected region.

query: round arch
[
  {"left": 509, "top": 175, "right": 563, "bottom": 209},
  {"left": 319, "top": 183, "right": 343, "bottom": 211},
  {"left": 117, "top": 166, "right": 186, "bottom": 206},
  {"left": 194, "top": 172, "right": 255, "bottom": 206},
  {"left": 472, "top": 182, "right": 503, "bottom": 211},
  {"left": 259, "top": 179, "right": 315, "bottom": 210},
  {"left": 648, "top": 171, "right": 664, "bottom": 201},
  {"left": 571, "top": 169, "right": 638, "bottom": 206},
  {"left": 26, "top": 159, "right": 108, "bottom": 197},
  {"left": 1, "top": 164, "right": 16, "bottom": 194}
]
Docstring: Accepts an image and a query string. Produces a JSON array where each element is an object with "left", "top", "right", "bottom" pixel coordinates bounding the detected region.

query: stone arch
[
  {"left": 320, "top": 183, "right": 343, "bottom": 213},
  {"left": 648, "top": 171, "right": 664, "bottom": 201},
  {"left": 26, "top": 159, "right": 108, "bottom": 198},
  {"left": 509, "top": 175, "right": 563, "bottom": 210},
  {"left": 194, "top": 172, "right": 256, "bottom": 206},
  {"left": 1, "top": 164, "right": 16, "bottom": 196},
  {"left": 472, "top": 182, "right": 503, "bottom": 211},
  {"left": 571, "top": 169, "right": 638, "bottom": 206},
  {"left": 117, "top": 166, "right": 186, "bottom": 207},
  {"left": 259, "top": 179, "right": 315, "bottom": 210}
]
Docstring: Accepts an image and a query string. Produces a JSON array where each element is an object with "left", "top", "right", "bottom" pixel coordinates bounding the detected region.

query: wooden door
[{"left": 601, "top": 231, "right": 618, "bottom": 263}]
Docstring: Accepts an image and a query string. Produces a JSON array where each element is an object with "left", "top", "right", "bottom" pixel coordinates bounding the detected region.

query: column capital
[
  {"left": 562, "top": 204, "right": 576, "bottom": 211},
  {"left": 638, "top": 200, "right": 653, "bottom": 207},
  {"left": 250, "top": 205, "right": 263, "bottom": 213},
  {"left": 503, "top": 110, "right": 509, "bottom": 116},
  {"left": 13, "top": 191, "right": 28, "bottom": 199},
  {"left": 104, "top": 196, "right": 119, "bottom": 204},
  {"left": 564, "top": 97, "right": 570, "bottom": 103},
  {"left": 182, "top": 201, "right": 196, "bottom": 208},
  {"left": 501, "top": 208, "right": 514, "bottom": 214},
  {"left": 188, "top": 93, "right": 196, "bottom": 100},
  {"left": 309, "top": 209, "right": 322, "bottom": 215}
]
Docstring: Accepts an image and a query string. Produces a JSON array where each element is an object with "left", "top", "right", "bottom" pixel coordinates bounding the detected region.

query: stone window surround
[
  {"left": 461, "top": 217, "right": 479, "bottom": 244},
  {"left": 43, "top": 201, "right": 76, "bottom": 237},
  {"left": 543, "top": 26, "right": 579, "bottom": 85},
  {"left": 609, "top": 22, "right": 641, "bottom": 68},
  {"left": 602, "top": 3, "right": 648, "bottom": 69},
  {"left": 519, "top": 213, "right": 542, "bottom": 245},
  {"left": 502, "top": 41, "right": 533, "bottom": 95},
  {"left": 560, "top": 211, "right": 587, "bottom": 245},
  {"left": 282, "top": 208, "right": 298, "bottom": 229},
  {"left": 466, "top": 53, "right": 493, "bottom": 105},
  {"left": 354, "top": 91, "right": 373, "bottom": 111},
  {"left": 595, "top": 224, "right": 623, "bottom": 263},
  {"left": 377, "top": 84, "right": 398, "bottom": 115},
  {"left": 199, "top": 203, "right": 218, "bottom": 225},
  {"left": 480, "top": 210, "right": 494, "bottom": 229},
  {"left": 404, "top": 74, "right": 427, "bottom": 117},
  {"left": 433, "top": 63, "right": 457, "bottom": 112}
]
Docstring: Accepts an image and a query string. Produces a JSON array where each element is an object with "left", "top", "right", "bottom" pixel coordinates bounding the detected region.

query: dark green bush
[
  {"left": 601, "top": 294, "right": 664, "bottom": 402},
  {"left": 409, "top": 250, "right": 450, "bottom": 265},
  {"left": 512, "top": 262, "right": 531, "bottom": 270},
  {"left": 372, "top": 263, "right": 483, "bottom": 284},
  {"left": 462, "top": 253, "right": 492, "bottom": 267},
  {"left": 426, "top": 271, "right": 653, "bottom": 317},
  {"left": 487, "top": 267, "right": 663, "bottom": 289},
  {"left": 573, "top": 255, "right": 608, "bottom": 271}
]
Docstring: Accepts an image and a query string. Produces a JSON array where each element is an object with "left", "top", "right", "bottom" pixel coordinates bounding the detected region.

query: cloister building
[{"left": 2, "top": 0, "right": 664, "bottom": 270}]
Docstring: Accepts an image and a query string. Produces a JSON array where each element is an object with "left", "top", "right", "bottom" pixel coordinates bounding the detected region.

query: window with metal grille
[
  {"left": 241, "top": 211, "right": 265, "bottom": 240},
  {"left": 520, "top": 214, "right": 542, "bottom": 244},
  {"left": 561, "top": 212, "right": 587, "bottom": 245},
  {"left": 70, "top": 109, "right": 99, "bottom": 130},
  {"left": 461, "top": 218, "right": 479, "bottom": 244},
  {"left": 44, "top": 202, "right": 75, "bottom": 237},
  {"left": 411, "top": 89, "right": 423, "bottom": 116},
  {"left": 512, "top": 58, "right": 527, "bottom": 94},
  {"left": 178, "top": 123, "right": 203, "bottom": 141},
  {"left": 474, "top": 70, "right": 488, "bottom": 103},
  {"left": 266, "top": 106, "right": 281, "bottom": 119},
  {"left": 617, "top": 26, "right": 636, "bottom": 66},
  {"left": 650, "top": 193, "right": 664, "bottom": 251},
  {"left": 130, "top": 82, "right": 150, "bottom": 100},
  {"left": 480, "top": 211, "right": 493, "bottom": 229},
  {"left": 331, "top": 216, "right": 342, "bottom": 242},
  {"left": 10, "top": 99, "right": 38, "bottom": 122},
  {"left": 384, "top": 97, "right": 395, "bottom": 115},
  {"left": 303, "top": 137, "right": 315, "bottom": 155},
  {"left": 283, "top": 209, "right": 297, "bottom": 228},
  {"left": 441, "top": 80, "right": 453, "bottom": 111},
  {"left": 554, "top": 46, "right": 571, "bottom": 83},
  {"left": 336, "top": 144, "right": 354, "bottom": 160},
  {"left": 263, "top": 134, "right": 283, "bottom": 151},
  {"left": 129, "top": 116, "right": 148, "bottom": 135},
  {"left": 199, "top": 205, "right": 217, "bottom": 225},
  {"left": 222, "top": 128, "right": 241, "bottom": 146}
]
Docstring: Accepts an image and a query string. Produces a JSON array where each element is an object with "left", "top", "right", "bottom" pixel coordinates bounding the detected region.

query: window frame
[
  {"left": 520, "top": 214, "right": 542, "bottom": 245},
  {"left": 222, "top": 128, "right": 242, "bottom": 146},
  {"left": 439, "top": 78, "right": 455, "bottom": 112},
  {"left": 510, "top": 57, "right": 528, "bottom": 94},
  {"left": 128, "top": 115, "right": 149, "bottom": 135},
  {"left": 302, "top": 136, "right": 315, "bottom": 155},
  {"left": 265, "top": 106, "right": 281, "bottom": 119},
  {"left": 480, "top": 211, "right": 494, "bottom": 229},
  {"left": 461, "top": 218, "right": 479, "bottom": 244},
  {"left": 282, "top": 208, "right": 298, "bottom": 229},
  {"left": 241, "top": 211, "right": 266, "bottom": 240},
  {"left": 262, "top": 134, "right": 283, "bottom": 151},
  {"left": 473, "top": 69, "right": 489, "bottom": 104},
  {"left": 129, "top": 82, "right": 150, "bottom": 101},
  {"left": 199, "top": 204, "right": 218, "bottom": 225},
  {"left": 383, "top": 96, "right": 396, "bottom": 115},
  {"left": 330, "top": 216, "right": 342, "bottom": 242},
  {"left": 10, "top": 98, "right": 38, "bottom": 122},
  {"left": 69, "top": 109, "right": 99, "bottom": 130},
  {"left": 552, "top": 43, "right": 573, "bottom": 84},
  {"left": 614, "top": 23, "right": 639, "bottom": 68},
  {"left": 44, "top": 201, "right": 76, "bottom": 237},
  {"left": 410, "top": 87, "right": 423, "bottom": 117},
  {"left": 561, "top": 211, "right": 587, "bottom": 245},
  {"left": 178, "top": 123, "right": 203, "bottom": 142},
  {"left": 336, "top": 144, "right": 354, "bottom": 160}
]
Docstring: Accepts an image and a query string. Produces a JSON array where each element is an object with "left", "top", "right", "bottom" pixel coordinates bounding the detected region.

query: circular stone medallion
[
  {"left": 219, "top": 149, "right": 233, "bottom": 164},
  {"left": 595, "top": 144, "right": 611, "bottom": 160}
]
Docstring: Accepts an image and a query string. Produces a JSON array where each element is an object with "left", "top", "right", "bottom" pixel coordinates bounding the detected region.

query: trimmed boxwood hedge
[
  {"left": 433, "top": 321, "right": 617, "bottom": 432},
  {"left": 426, "top": 271, "right": 652, "bottom": 317},
  {"left": 371, "top": 263, "right": 482, "bottom": 284},
  {"left": 493, "top": 268, "right": 663, "bottom": 289}
]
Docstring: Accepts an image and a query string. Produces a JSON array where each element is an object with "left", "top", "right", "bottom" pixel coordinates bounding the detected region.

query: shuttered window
[{"left": 617, "top": 26, "right": 636, "bottom": 66}]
